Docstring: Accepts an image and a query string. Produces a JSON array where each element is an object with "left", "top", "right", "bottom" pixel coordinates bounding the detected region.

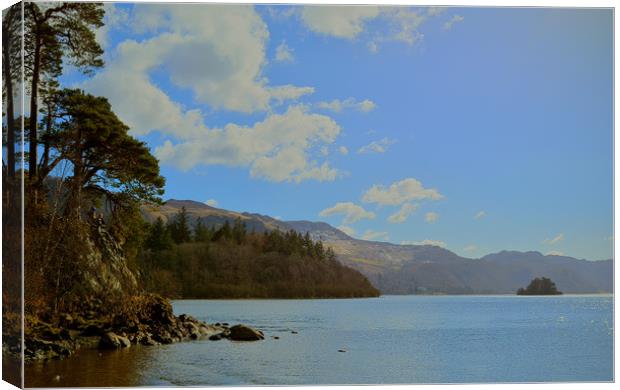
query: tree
[
  {"left": 2, "top": 4, "right": 21, "bottom": 180},
  {"left": 193, "top": 217, "right": 211, "bottom": 242},
  {"left": 45, "top": 89, "right": 165, "bottom": 214},
  {"left": 23, "top": 2, "right": 104, "bottom": 179},
  {"left": 146, "top": 217, "right": 174, "bottom": 251},
  {"left": 168, "top": 207, "right": 192, "bottom": 244},
  {"left": 517, "top": 277, "right": 562, "bottom": 295}
]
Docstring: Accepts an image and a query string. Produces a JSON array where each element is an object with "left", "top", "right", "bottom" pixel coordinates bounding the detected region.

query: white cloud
[
  {"left": 152, "top": 105, "right": 342, "bottom": 183},
  {"left": 205, "top": 199, "right": 218, "bottom": 207},
  {"left": 316, "top": 98, "right": 376, "bottom": 113},
  {"left": 387, "top": 203, "right": 417, "bottom": 224},
  {"left": 543, "top": 233, "right": 564, "bottom": 245},
  {"left": 338, "top": 146, "right": 349, "bottom": 155},
  {"left": 401, "top": 239, "right": 446, "bottom": 248},
  {"left": 86, "top": 4, "right": 313, "bottom": 116},
  {"left": 425, "top": 212, "right": 439, "bottom": 223},
  {"left": 362, "top": 230, "right": 389, "bottom": 241},
  {"left": 362, "top": 178, "right": 443, "bottom": 206},
  {"left": 462, "top": 245, "right": 477, "bottom": 252},
  {"left": 300, "top": 6, "right": 380, "bottom": 39},
  {"left": 319, "top": 202, "right": 376, "bottom": 224},
  {"left": 474, "top": 211, "right": 486, "bottom": 220},
  {"left": 95, "top": 3, "right": 129, "bottom": 49},
  {"left": 337, "top": 225, "right": 356, "bottom": 237},
  {"left": 546, "top": 250, "right": 564, "bottom": 256},
  {"left": 358, "top": 138, "right": 395, "bottom": 154},
  {"left": 275, "top": 41, "right": 294, "bottom": 62},
  {"left": 443, "top": 14, "right": 464, "bottom": 31},
  {"left": 299, "top": 6, "right": 442, "bottom": 52}
]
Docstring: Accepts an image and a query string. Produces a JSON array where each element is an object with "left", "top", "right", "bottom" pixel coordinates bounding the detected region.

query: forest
[{"left": 140, "top": 210, "right": 379, "bottom": 298}]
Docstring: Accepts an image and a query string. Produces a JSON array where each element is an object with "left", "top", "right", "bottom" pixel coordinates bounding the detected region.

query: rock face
[{"left": 228, "top": 324, "right": 265, "bottom": 341}]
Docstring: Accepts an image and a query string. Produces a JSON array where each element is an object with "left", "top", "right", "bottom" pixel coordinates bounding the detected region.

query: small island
[{"left": 517, "top": 277, "right": 563, "bottom": 295}]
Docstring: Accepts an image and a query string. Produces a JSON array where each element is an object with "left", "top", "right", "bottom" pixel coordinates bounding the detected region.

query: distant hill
[{"left": 142, "top": 200, "right": 613, "bottom": 295}]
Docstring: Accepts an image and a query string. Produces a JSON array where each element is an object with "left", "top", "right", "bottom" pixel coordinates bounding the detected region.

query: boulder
[
  {"left": 228, "top": 324, "right": 264, "bottom": 341},
  {"left": 99, "top": 332, "right": 131, "bottom": 349}
]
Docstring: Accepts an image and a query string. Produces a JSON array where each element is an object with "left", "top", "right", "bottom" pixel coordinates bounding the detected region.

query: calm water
[{"left": 26, "top": 295, "right": 613, "bottom": 387}]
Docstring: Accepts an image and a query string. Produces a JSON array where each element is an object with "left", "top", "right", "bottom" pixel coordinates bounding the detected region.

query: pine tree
[
  {"left": 146, "top": 217, "right": 173, "bottom": 251},
  {"left": 169, "top": 207, "right": 192, "bottom": 244}
]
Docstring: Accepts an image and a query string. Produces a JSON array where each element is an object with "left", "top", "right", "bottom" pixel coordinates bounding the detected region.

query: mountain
[{"left": 142, "top": 200, "right": 613, "bottom": 295}]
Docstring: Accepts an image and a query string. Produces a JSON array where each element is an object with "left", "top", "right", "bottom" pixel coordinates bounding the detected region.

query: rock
[
  {"left": 291, "top": 331, "right": 298, "bottom": 334},
  {"left": 152, "top": 330, "right": 173, "bottom": 344},
  {"left": 272, "top": 336, "right": 280, "bottom": 340},
  {"left": 228, "top": 324, "right": 264, "bottom": 341},
  {"left": 338, "top": 349, "right": 346, "bottom": 353},
  {"left": 209, "top": 334, "right": 222, "bottom": 341},
  {"left": 99, "top": 332, "right": 131, "bottom": 349}
]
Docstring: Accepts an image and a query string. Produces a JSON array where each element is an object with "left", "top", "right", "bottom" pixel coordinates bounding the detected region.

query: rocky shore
[{"left": 18, "top": 294, "right": 264, "bottom": 362}]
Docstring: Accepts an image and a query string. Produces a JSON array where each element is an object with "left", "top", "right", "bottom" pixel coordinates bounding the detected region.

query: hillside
[{"left": 142, "top": 200, "right": 613, "bottom": 295}]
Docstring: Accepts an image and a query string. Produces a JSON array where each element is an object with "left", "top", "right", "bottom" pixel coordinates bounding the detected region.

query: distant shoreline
[{"left": 170, "top": 293, "right": 613, "bottom": 301}]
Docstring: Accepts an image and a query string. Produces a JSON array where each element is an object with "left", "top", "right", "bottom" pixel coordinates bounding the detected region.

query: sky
[{"left": 61, "top": 3, "right": 612, "bottom": 260}]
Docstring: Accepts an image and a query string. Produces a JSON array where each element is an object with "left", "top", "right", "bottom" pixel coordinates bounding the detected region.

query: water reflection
[{"left": 25, "top": 344, "right": 162, "bottom": 387}]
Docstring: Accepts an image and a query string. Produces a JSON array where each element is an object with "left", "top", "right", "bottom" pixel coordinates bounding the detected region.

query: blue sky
[{"left": 68, "top": 4, "right": 612, "bottom": 260}]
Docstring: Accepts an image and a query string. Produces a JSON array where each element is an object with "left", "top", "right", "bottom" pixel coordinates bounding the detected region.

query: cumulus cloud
[
  {"left": 338, "top": 146, "right": 349, "bottom": 155},
  {"left": 80, "top": 5, "right": 353, "bottom": 183},
  {"left": 401, "top": 239, "right": 446, "bottom": 248},
  {"left": 543, "top": 233, "right": 564, "bottom": 245},
  {"left": 205, "top": 199, "right": 218, "bottom": 207},
  {"left": 474, "top": 211, "right": 486, "bottom": 220},
  {"left": 275, "top": 41, "right": 294, "bottom": 62},
  {"left": 362, "top": 178, "right": 443, "bottom": 206},
  {"left": 425, "top": 212, "right": 439, "bottom": 223},
  {"left": 299, "top": 6, "right": 446, "bottom": 53},
  {"left": 337, "top": 225, "right": 356, "bottom": 237},
  {"left": 362, "top": 230, "right": 389, "bottom": 241},
  {"left": 443, "top": 14, "right": 464, "bottom": 31},
  {"left": 319, "top": 202, "right": 376, "bottom": 224},
  {"left": 151, "top": 105, "right": 342, "bottom": 182},
  {"left": 300, "top": 6, "right": 380, "bottom": 39},
  {"left": 387, "top": 203, "right": 417, "bottom": 224},
  {"left": 85, "top": 4, "right": 314, "bottom": 116},
  {"left": 95, "top": 3, "right": 129, "bottom": 49},
  {"left": 357, "top": 138, "right": 395, "bottom": 154},
  {"left": 316, "top": 98, "right": 376, "bottom": 113}
]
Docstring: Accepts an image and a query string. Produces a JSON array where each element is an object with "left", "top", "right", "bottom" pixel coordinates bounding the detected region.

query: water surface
[{"left": 26, "top": 295, "right": 613, "bottom": 386}]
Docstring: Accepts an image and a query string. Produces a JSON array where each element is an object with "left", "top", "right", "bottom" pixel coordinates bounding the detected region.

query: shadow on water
[{"left": 25, "top": 345, "right": 162, "bottom": 388}]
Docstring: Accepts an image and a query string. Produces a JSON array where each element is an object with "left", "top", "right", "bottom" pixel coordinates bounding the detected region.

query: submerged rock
[{"left": 227, "top": 324, "right": 264, "bottom": 341}]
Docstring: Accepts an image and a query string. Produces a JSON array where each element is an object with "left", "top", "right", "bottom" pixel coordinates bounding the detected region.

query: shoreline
[{"left": 170, "top": 292, "right": 614, "bottom": 301}]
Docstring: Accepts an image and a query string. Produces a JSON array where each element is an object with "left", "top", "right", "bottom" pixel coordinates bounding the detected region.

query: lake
[{"left": 25, "top": 295, "right": 613, "bottom": 386}]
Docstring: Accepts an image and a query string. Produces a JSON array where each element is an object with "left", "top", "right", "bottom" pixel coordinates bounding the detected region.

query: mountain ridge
[{"left": 141, "top": 199, "right": 612, "bottom": 294}]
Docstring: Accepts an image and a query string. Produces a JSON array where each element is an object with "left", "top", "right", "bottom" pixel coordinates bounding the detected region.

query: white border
[{"left": 0, "top": 1, "right": 616, "bottom": 390}]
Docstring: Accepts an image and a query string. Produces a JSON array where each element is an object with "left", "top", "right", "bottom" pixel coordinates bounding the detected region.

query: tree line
[{"left": 139, "top": 209, "right": 379, "bottom": 298}]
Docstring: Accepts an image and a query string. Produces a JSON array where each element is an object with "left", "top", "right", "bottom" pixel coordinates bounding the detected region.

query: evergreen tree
[
  {"left": 194, "top": 217, "right": 210, "bottom": 242},
  {"left": 146, "top": 217, "right": 173, "bottom": 251},
  {"left": 168, "top": 207, "right": 192, "bottom": 244}
]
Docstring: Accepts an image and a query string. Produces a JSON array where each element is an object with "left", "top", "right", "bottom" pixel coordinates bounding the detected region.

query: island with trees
[{"left": 517, "top": 277, "right": 563, "bottom": 295}]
